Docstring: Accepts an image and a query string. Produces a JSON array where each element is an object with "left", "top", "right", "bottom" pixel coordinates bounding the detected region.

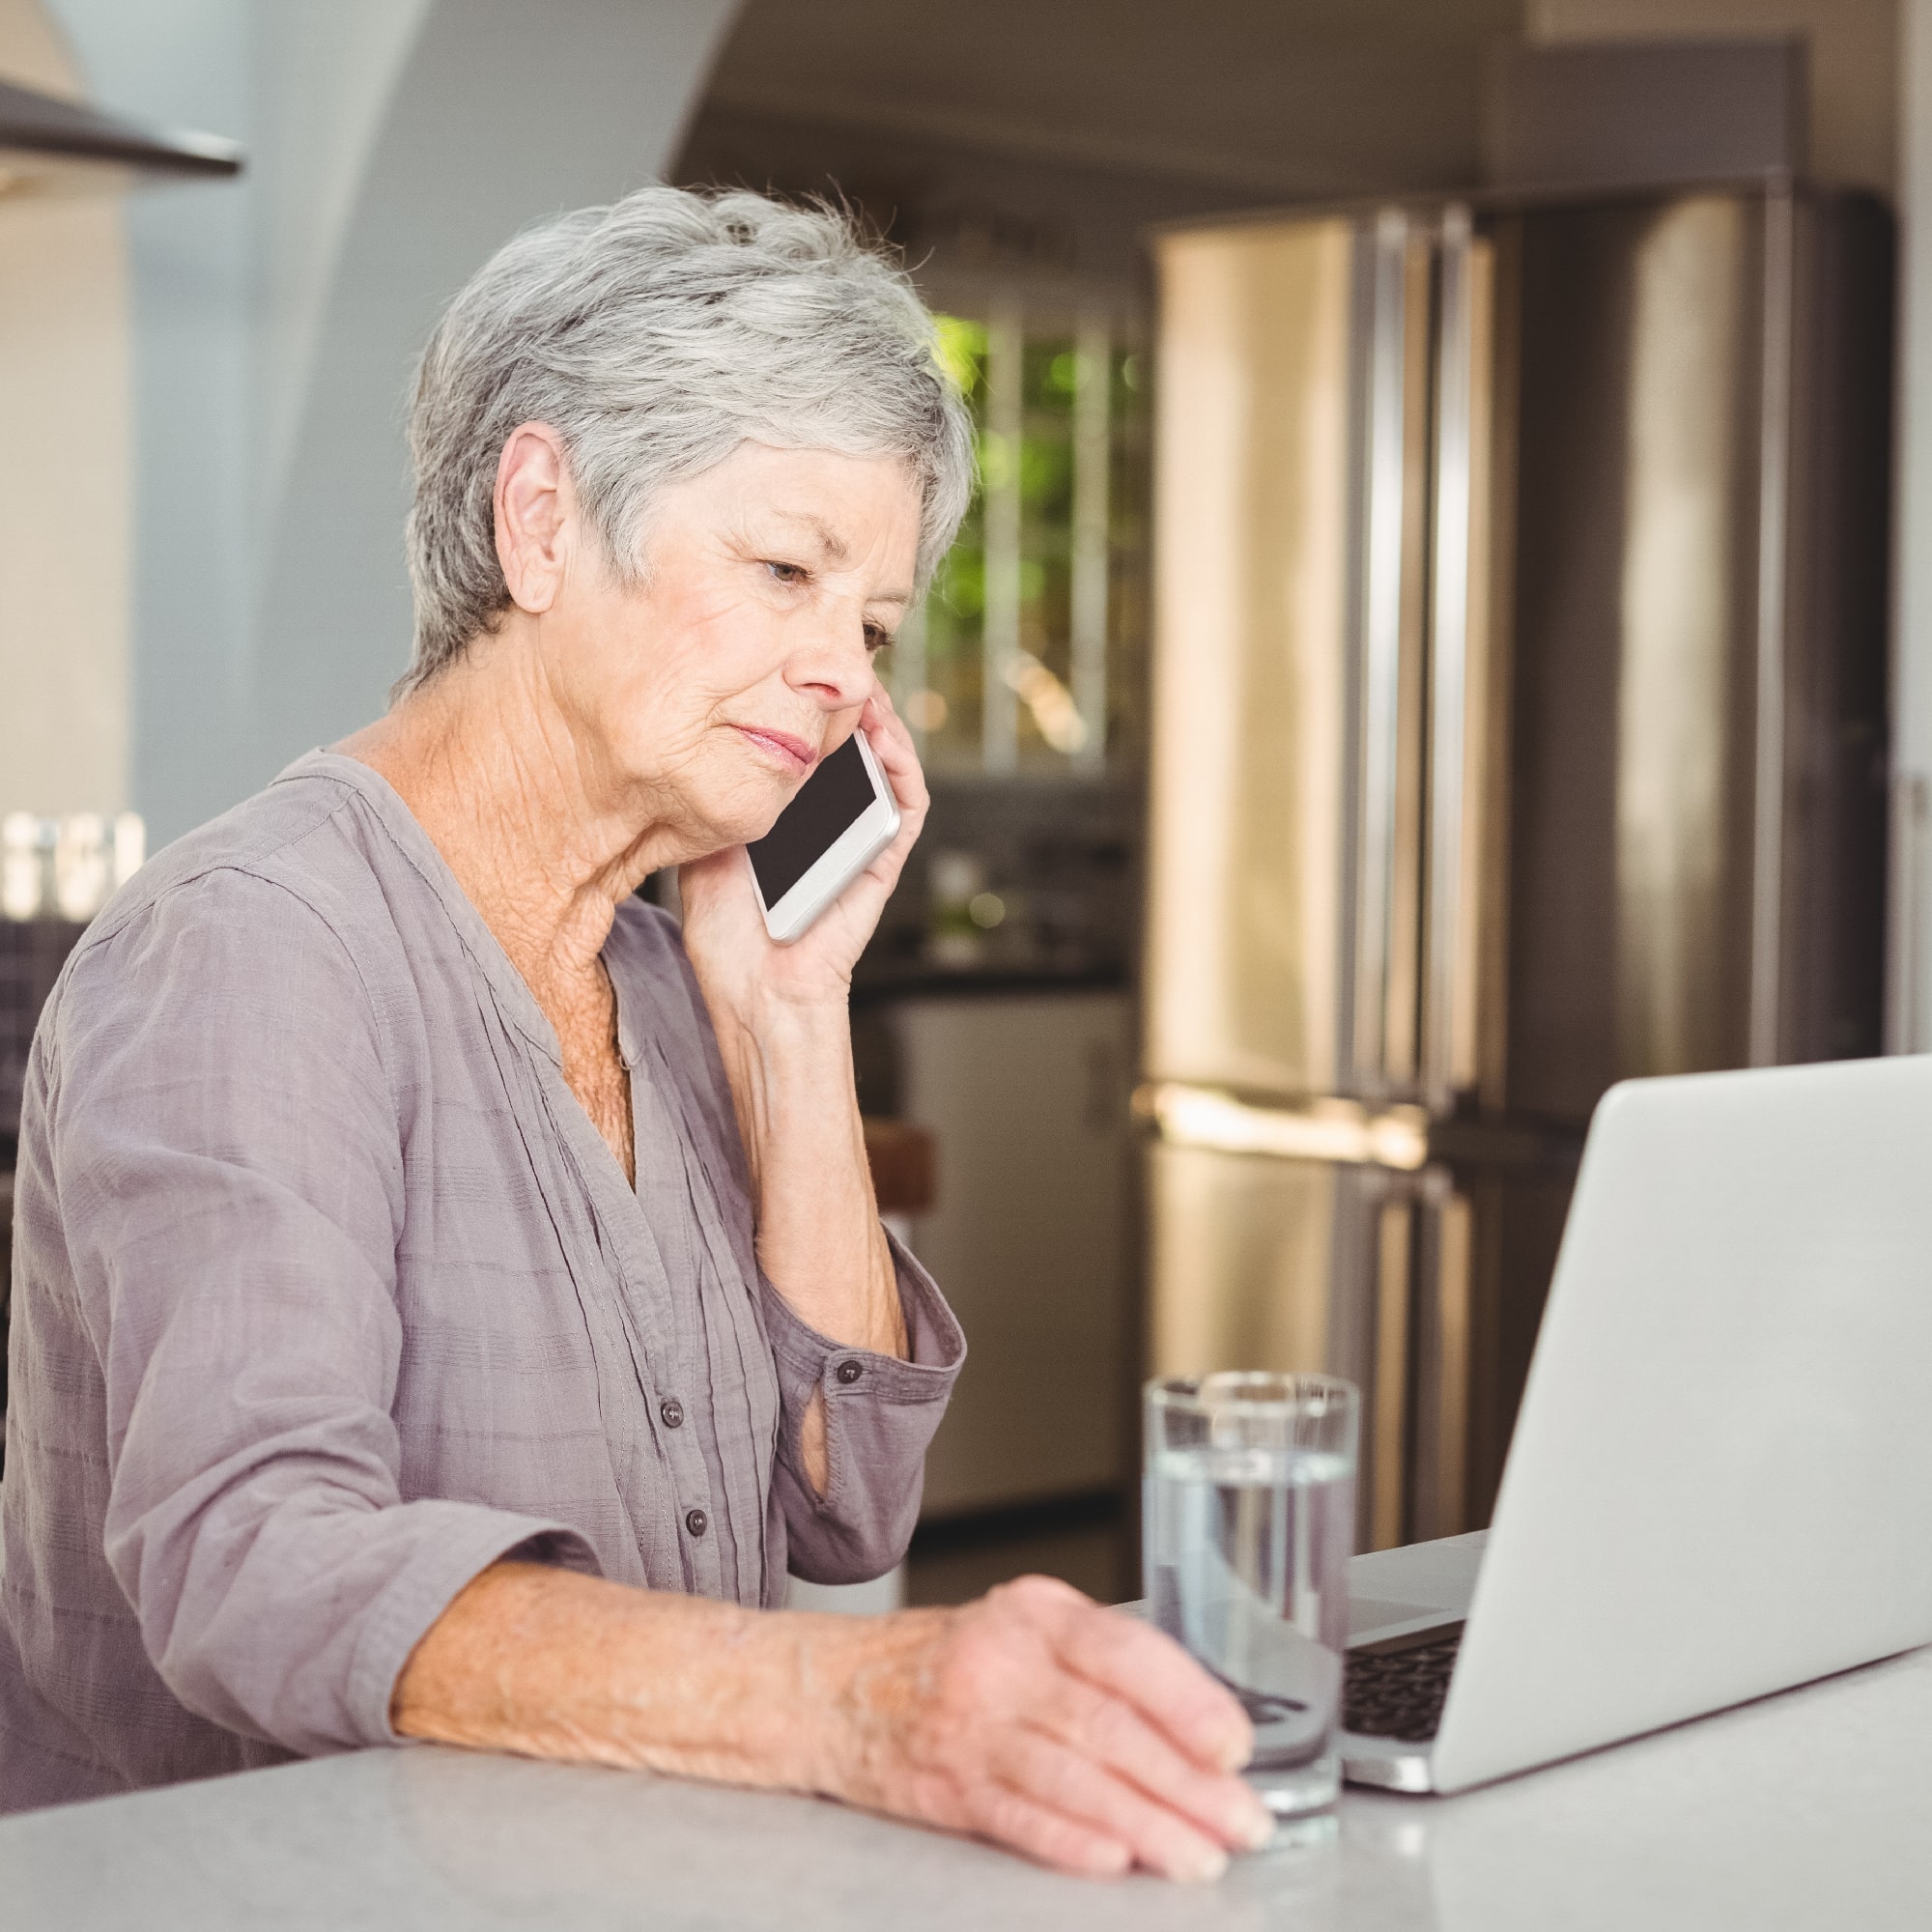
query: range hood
[{"left": 0, "top": 75, "right": 241, "bottom": 193}]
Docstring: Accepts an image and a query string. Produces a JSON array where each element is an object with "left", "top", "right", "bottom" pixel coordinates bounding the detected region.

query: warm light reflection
[
  {"left": 1004, "top": 648, "right": 1088, "bottom": 754},
  {"left": 903, "top": 689, "right": 947, "bottom": 732},
  {"left": 1133, "top": 1080, "right": 1430, "bottom": 1171},
  {"left": 1144, "top": 221, "right": 1352, "bottom": 1095},
  {"left": 1615, "top": 198, "right": 1742, "bottom": 1075}
]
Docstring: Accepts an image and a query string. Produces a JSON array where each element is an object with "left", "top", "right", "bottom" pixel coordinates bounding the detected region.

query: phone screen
[{"left": 747, "top": 734, "right": 878, "bottom": 905}]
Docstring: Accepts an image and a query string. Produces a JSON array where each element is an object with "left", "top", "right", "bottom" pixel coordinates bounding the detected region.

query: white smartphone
[{"left": 747, "top": 729, "right": 902, "bottom": 943}]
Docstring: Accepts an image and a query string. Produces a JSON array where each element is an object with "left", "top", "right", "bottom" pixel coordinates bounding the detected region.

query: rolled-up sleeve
[
  {"left": 47, "top": 869, "right": 597, "bottom": 1757},
  {"left": 764, "top": 1231, "right": 964, "bottom": 1585}
]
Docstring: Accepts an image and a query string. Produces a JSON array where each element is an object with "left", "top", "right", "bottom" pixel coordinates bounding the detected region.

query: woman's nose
[{"left": 786, "top": 609, "right": 875, "bottom": 710}]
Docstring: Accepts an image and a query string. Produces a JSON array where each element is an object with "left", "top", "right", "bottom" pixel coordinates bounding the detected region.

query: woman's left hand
[
  {"left": 678, "top": 683, "right": 925, "bottom": 1022},
  {"left": 678, "top": 681, "right": 918, "bottom": 1382}
]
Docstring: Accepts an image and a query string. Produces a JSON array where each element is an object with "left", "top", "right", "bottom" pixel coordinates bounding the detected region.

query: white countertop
[{"left": 4, "top": 1640, "right": 1930, "bottom": 1929}]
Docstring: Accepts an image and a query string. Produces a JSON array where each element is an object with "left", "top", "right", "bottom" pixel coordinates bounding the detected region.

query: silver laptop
[{"left": 1338, "top": 1055, "right": 1932, "bottom": 1794}]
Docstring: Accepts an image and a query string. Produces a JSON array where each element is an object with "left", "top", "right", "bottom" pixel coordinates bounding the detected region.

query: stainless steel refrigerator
[{"left": 1138, "top": 183, "right": 1891, "bottom": 1550}]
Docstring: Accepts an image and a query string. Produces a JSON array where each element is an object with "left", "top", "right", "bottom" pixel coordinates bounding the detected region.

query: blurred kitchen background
[{"left": 3, "top": 0, "right": 1931, "bottom": 1610}]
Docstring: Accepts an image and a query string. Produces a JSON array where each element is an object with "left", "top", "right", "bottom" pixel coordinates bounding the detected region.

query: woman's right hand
[
  {"left": 396, "top": 1562, "right": 1270, "bottom": 1883},
  {"left": 810, "top": 1575, "right": 1276, "bottom": 1881}
]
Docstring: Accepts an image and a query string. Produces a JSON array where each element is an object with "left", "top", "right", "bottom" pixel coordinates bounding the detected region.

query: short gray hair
[{"left": 400, "top": 185, "right": 977, "bottom": 693}]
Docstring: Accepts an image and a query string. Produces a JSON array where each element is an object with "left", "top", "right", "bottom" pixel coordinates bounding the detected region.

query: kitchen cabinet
[{"left": 893, "top": 990, "right": 1134, "bottom": 1519}]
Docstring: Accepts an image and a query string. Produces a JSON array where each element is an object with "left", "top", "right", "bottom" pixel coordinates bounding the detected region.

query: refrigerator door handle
[
  {"left": 1352, "top": 210, "right": 1415, "bottom": 1095},
  {"left": 1748, "top": 185, "right": 1795, "bottom": 1067},
  {"left": 1132, "top": 1080, "right": 1430, "bottom": 1170},
  {"left": 1410, "top": 1167, "right": 1473, "bottom": 1542},
  {"left": 1424, "top": 206, "right": 1477, "bottom": 1113}
]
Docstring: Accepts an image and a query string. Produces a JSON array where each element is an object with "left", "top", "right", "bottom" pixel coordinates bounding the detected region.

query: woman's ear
[{"left": 494, "top": 422, "right": 572, "bottom": 614}]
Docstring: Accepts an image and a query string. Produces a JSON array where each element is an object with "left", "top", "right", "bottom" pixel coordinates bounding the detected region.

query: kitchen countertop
[
  {"left": 4, "top": 1640, "right": 1928, "bottom": 1930},
  {"left": 848, "top": 960, "right": 1128, "bottom": 1006}
]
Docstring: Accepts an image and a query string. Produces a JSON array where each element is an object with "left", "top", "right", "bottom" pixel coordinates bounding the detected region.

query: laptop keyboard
[{"left": 1343, "top": 1633, "right": 1463, "bottom": 1743}]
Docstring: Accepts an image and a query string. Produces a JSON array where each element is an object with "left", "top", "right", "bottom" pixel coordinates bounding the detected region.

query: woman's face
[{"left": 529, "top": 440, "right": 922, "bottom": 855}]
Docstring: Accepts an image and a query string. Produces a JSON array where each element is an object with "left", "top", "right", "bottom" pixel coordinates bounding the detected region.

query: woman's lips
[{"left": 731, "top": 724, "right": 816, "bottom": 774}]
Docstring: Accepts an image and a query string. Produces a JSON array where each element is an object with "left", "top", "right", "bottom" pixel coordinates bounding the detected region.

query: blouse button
[
  {"left": 836, "top": 1360, "right": 864, "bottom": 1386},
  {"left": 660, "top": 1398, "right": 685, "bottom": 1430},
  {"left": 685, "top": 1508, "right": 708, "bottom": 1539}
]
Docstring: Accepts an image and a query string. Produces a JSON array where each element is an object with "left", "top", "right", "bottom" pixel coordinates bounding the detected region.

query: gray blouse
[{"left": 0, "top": 752, "right": 962, "bottom": 1814}]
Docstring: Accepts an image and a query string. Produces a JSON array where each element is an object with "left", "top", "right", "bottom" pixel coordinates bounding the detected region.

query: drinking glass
[{"left": 1144, "top": 1372, "right": 1359, "bottom": 1817}]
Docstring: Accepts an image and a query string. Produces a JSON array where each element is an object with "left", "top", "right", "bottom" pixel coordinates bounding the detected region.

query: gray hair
[{"left": 399, "top": 185, "right": 977, "bottom": 693}]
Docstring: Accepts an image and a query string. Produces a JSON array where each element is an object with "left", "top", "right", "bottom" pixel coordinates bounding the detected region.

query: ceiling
[{"left": 693, "top": 0, "right": 1527, "bottom": 200}]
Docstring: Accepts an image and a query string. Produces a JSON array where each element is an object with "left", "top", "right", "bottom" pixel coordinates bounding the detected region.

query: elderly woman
[{"left": 0, "top": 188, "right": 1270, "bottom": 1878}]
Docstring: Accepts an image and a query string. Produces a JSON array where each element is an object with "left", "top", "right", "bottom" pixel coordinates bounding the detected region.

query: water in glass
[{"left": 1145, "top": 1376, "right": 1357, "bottom": 1816}]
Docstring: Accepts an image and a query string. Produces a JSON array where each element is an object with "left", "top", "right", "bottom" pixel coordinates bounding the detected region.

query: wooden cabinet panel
[{"left": 896, "top": 992, "right": 1132, "bottom": 1518}]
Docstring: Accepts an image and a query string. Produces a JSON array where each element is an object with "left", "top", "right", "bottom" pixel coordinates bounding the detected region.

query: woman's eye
[
  {"left": 864, "top": 624, "right": 893, "bottom": 654},
  {"left": 764, "top": 559, "right": 808, "bottom": 585}
]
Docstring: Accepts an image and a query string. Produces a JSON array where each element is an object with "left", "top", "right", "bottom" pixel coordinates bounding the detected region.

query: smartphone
[{"left": 746, "top": 730, "right": 902, "bottom": 943}]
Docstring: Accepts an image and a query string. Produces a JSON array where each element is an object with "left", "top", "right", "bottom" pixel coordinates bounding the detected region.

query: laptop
[{"left": 1337, "top": 1055, "right": 1932, "bottom": 1794}]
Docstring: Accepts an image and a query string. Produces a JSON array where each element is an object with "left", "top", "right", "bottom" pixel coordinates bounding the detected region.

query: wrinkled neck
[{"left": 338, "top": 631, "right": 679, "bottom": 991}]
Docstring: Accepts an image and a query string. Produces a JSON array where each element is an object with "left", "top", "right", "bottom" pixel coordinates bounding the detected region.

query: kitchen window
[{"left": 889, "top": 310, "right": 1150, "bottom": 779}]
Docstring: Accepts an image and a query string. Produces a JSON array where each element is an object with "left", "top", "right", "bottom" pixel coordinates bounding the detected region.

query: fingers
[
  {"left": 1034, "top": 1669, "right": 1272, "bottom": 1854},
  {"left": 952, "top": 1776, "right": 1132, "bottom": 1881},
  {"left": 989, "top": 1728, "right": 1239, "bottom": 1883},
  {"left": 861, "top": 687, "right": 926, "bottom": 809},
  {"left": 854, "top": 697, "right": 924, "bottom": 887},
  {"left": 1051, "top": 1593, "right": 1254, "bottom": 1776},
  {"left": 852, "top": 1580, "right": 1274, "bottom": 1884}
]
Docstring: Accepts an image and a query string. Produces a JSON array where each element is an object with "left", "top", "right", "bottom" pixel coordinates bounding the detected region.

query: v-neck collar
[{"left": 277, "top": 747, "right": 627, "bottom": 1075}]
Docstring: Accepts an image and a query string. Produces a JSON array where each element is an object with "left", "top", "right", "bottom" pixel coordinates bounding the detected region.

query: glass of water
[{"left": 1144, "top": 1372, "right": 1359, "bottom": 1818}]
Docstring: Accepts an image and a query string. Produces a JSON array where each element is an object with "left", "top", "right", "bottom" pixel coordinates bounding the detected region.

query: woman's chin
[
  {"left": 673, "top": 804, "right": 784, "bottom": 863},
  {"left": 700, "top": 773, "right": 800, "bottom": 849}
]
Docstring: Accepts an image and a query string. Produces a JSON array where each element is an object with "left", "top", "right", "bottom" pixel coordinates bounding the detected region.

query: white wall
[
  {"left": 42, "top": 0, "right": 736, "bottom": 847},
  {"left": 44, "top": 0, "right": 407, "bottom": 840},
  {"left": 0, "top": 0, "right": 131, "bottom": 819}
]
